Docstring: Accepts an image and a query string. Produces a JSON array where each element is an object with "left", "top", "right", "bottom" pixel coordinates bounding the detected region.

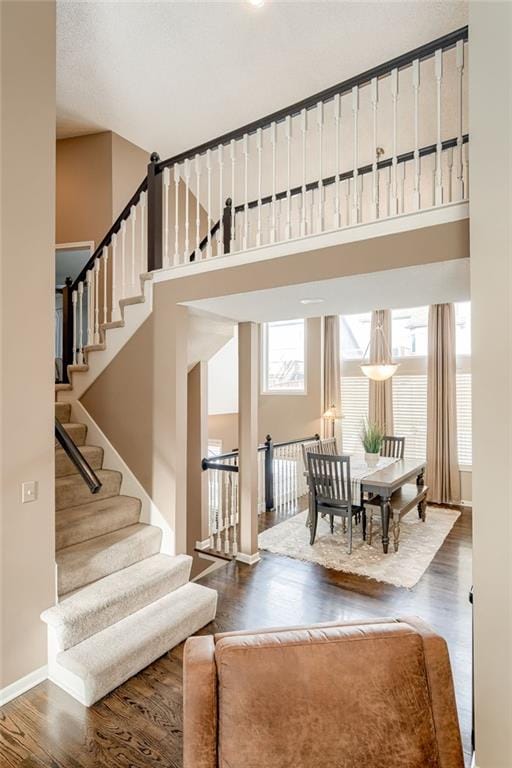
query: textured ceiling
[{"left": 57, "top": 0, "right": 468, "bottom": 160}]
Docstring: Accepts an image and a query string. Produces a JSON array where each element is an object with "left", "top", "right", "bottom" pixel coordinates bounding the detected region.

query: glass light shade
[
  {"left": 323, "top": 406, "right": 336, "bottom": 421},
  {"left": 360, "top": 363, "right": 399, "bottom": 381}
]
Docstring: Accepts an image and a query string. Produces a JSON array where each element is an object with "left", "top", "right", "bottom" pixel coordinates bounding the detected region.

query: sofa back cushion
[{"left": 215, "top": 621, "right": 441, "bottom": 768}]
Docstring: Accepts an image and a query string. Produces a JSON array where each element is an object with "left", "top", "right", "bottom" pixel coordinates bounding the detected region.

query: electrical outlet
[{"left": 22, "top": 481, "right": 38, "bottom": 503}]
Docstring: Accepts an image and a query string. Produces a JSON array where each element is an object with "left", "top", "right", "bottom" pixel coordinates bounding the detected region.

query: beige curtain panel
[
  {"left": 323, "top": 315, "right": 341, "bottom": 414},
  {"left": 368, "top": 309, "right": 394, "bottom": 434},
  {"left": 427, "top": 303, "right": 461, "bottom": 504}
]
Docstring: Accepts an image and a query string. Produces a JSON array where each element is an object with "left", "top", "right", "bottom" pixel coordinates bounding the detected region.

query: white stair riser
[
  {"left": 56, "top": 471, "right": 121, "bottom": 511},
  {"left": 56, "top": 496, "right": 141, "bottom": 550},
  {"left": 57, "top": 524, "right": 162, "bottom": 595},
  {"left": 50, "top": 583, "right": 217, "bottom": 706},
  {"left": 55, "top": 446, "right": 104, "bottom": 478},
  {"left": 45, "top": 554, "right": 192, "bottom": 650}
]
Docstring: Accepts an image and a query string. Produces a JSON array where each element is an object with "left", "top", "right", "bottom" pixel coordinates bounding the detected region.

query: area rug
[{"left": 258, "top": 507, "right": 460, "bottom": 589}]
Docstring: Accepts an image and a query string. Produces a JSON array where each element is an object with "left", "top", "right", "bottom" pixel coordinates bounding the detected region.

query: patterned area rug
[{"left": 258, "top": 506, "right": 460, "bottom": 589}]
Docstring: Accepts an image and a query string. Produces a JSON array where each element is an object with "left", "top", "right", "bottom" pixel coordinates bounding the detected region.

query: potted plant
[{"left": 361, "top": 420, "right": 384, "bottom": 466}]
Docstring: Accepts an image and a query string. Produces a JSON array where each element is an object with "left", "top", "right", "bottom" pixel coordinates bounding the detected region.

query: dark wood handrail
[
  {"left": 71, "top": 176, "right": 148, "bottom": 292},
  {"left": 157, "top": 26, "right": 467, "bottom": 173},
  {"left": 190, "top": 133, "right": 468, "bottom": 261},
  {"left": 55, "top": 418, "right": 102, "bottom": 494}
]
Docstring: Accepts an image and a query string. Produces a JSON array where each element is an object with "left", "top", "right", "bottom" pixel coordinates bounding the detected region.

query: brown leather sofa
[{"left": 183, "top": 617, "right": 464, "bottom": 768}]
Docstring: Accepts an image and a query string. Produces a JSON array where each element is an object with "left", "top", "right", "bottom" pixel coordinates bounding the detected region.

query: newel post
[
  {"left": 61, "top": 276, "right": 73, "bottom": 383},
  {"left": 264, "top": 434, "right": 274, "bottom": 511},
  {"left": 147, "top": 151, "right": 163, "bottom": 272},
  {"left": 222, "top": 198, "right": 232, "bottom": 255}
]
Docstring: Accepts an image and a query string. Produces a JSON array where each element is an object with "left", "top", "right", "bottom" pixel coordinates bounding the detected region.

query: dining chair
[
  {"left": 320, "top": 436, "right": 338, "bottom": 455},
  {"left": 380, "top": 435, "right": 405, "bottom": 459},
  {"left": 301, "top": 438, "right": 322, "bottom": 472},
  {"left": 307, "top": 453, "right": 361, "bottom": 553}
]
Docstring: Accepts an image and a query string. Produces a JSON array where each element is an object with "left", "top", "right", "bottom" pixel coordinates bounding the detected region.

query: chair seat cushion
[{"left": 214, "top": 621, "right": 443, "bottom": 768}]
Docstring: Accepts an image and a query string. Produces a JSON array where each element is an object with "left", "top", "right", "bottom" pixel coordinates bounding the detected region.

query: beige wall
[
  {"left": 470, "top": 3, "right": 512, "bottom": 766},
  {"left": 56, "top": 131, "right": 148, "bottom": 248},
  {"left": 0, "top": 0, "right": 56, "bottom": 689},
  {"left": 208, "top": 413, "right": 239, "bottom": 453}
]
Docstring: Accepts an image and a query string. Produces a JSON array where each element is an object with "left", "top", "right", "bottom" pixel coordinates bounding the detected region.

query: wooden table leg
[
  {"left": 380, "top": 496, "right": 391, "bottom": 554},
  {"left": 393, "top": 511, "right": 401, "bottom": 552}
]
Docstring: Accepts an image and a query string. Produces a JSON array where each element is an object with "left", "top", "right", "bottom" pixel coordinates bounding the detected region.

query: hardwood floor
[{"left": 0, "top": 507, "right": 473, "bottom": 768}]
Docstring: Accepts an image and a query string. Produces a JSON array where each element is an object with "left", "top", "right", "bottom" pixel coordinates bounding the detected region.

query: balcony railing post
[
  {"left": 264, "top": 433, "right": 274, "bottom": 511},
  {"left": 222, "top": 198, "right": 232, "bottom": 255},
  {"left": 61, "top": 276, "right": 73, "bottom": 383},
  {"left": 147, "top": 152, "right": 163, "bottom": 272}
]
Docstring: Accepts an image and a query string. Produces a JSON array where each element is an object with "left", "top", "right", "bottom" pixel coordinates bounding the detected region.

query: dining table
[
  {"left": 358, "top": 457, "right": 426, "bottom": 554},
  {"left": 304, "top": 455, "right": 426, "bottom": 554}
]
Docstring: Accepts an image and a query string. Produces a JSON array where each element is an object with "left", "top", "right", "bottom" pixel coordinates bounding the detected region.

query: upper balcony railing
[{"left": 58, "top": 26, "right": 468, "bottom": 382}]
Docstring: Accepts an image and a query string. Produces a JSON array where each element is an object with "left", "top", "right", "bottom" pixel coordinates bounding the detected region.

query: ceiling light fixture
[
  {"left": 300, "top": 298, "right": 325, "bottom": 305},
  {"left": 248, "top": 0, "right": 265, "bottom": 7},
  {"left": 360, "top": 322, "right": 399, "bottom": 381}
]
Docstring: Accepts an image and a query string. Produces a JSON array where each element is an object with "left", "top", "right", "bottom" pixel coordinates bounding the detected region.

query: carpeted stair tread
[
  {"left": 54, "top": 581, "right": 217, "bottom": 705},
  {"left": 56, "top": 494, "right": 141, "bottom": 550},
  {"left": 56, "top": 469, "right": 121, "bottom": 511},
  {"left": 57, "top": 522, "right": 162, "bottom": 595},
  {"left": 54, "top": 422, "right": 87, "bottom": 447},
  {"left": 42, "top": 553, "right": 192, "bottom": 650},
  {"left": 55, "top": 403, "right": 71, "bottom": 423},
  {"left": 55, "top": 445, "right": 104, "bottom": 478}
]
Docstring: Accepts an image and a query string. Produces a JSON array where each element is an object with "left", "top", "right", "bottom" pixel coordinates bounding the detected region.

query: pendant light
[{"left": 360, "top": 322, "right": 399, "bottom": 381}]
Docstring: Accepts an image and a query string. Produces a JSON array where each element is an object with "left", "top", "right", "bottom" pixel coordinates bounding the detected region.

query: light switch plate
[{"left": 22, "top": 480, "right": 38, "bottom": 503}]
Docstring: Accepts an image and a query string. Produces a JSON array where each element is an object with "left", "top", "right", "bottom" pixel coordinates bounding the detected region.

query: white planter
[{"left": 365, "top": 451, "right": 380, "bottom": 467}]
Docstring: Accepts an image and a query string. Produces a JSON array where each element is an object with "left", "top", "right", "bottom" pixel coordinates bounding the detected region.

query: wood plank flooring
[{"left": 0, "top": 507, "right": 473, "bottom": 767}]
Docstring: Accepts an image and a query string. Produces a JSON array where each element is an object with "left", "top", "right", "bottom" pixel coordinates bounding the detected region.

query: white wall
[
  {"left": 470, "top": 3, "right": 512, "bottom": 766},
  {"left": 208, "top": 332, "right": 238, "bottom": 415}
]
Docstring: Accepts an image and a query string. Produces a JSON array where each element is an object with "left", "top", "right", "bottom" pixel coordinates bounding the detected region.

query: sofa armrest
[
  {"left": 183, "top": 635, "right": 217, "bottom": 768},
  {"left": 400, "top": 617, "right": 464, "bottom": 768}
]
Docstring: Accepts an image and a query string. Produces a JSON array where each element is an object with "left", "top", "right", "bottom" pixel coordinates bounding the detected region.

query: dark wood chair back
[
  {"left": 320, "top": 436, "right": 338, "bottom": 455},
  {"left": 307, "top": 453, "right": 352, "bottom": 508},
  {"left": 301, "top": 439, "right": 322, "bottom": 471},
  {"left": 380, "top": 435, "right": 405, "bottom": 459}
]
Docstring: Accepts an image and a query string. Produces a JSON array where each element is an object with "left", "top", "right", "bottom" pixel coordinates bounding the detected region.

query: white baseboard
[
  {"left": 195, "top": 538, "right": 211, "bottom": 550},
  {"left": 236, "top": 551, "right": 261, "bottom": 565},
  {"left": 0, "top": 665, "right": 47, "bottom": 706}
]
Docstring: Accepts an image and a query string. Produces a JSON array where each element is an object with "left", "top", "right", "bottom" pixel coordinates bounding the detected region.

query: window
[
  {"left": 262, "top": 319, "right": 306, "bottom": 393},
  {"left": 340, "top": 303, "right": 472, "bottom": 466}
]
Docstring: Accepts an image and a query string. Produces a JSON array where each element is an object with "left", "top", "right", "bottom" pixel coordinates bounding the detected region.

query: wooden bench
[{"left": 365, "top": 483, "right": 428, "bottom": 553}]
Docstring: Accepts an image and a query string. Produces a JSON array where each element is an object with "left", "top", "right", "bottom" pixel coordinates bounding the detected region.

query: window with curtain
[
  {"left": 340, "top": 303, "right": 472, "bottom": 466},
  {"left": 261, "top": 319, "right": 306, "bottom": 393}
]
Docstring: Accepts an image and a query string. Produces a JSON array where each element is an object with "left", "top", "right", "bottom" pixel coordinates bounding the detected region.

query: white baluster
[
  {"left": 102, "top": 246, "right": 108, "bottom": 324},
  {"left": 463, "top": 141, "right": 469, "bottom": 197},
  {"left": 270, "top": 122, "right": 277, "bottom": 243},
  {"left": 399, "top": 161, "right": 406, "bottom": 213},
  {"left": 194, "top": 154, "right": 201, "bottom": 259},
  {"left": 72, "top": 289, "right": 77, "bottom": 365},
  {"left": 94, "top": 257, "right": 100, "bottom": 344},
  {"left": 205, "top": 149, "right": 212, "bottom": 257},
  {"left": 139, "top": 191, "right": 147, "bottom": 272},
  {"left": 333, "top": 94, "right": 342, "bottom": 229},
  {"left": 412, "top": 58, "right": 421, "bottom": 210},
  {"left": 184, "top": 158, "right": 191, "bottom": 258},
  {"left": 371, "top": 78, "right": 379, "bottom": 220},
  {"left": 163, "top": 167, "right": 170, "bottom": 267},
  {"left": 351, "top": 86, "right": 360, "bottom": 224},
  {"left": 243, "top": 134, "right": 249, "bottom": 249},
  {"left": 218, "top": 144, "right": 224, "bottom": 255},
  {"left": 285, "top": 115, "right": 292, "bottom": 239},
  {"left": 317, "top": 101, "right": 324, "bottom": 233},
  {"left": 86, "top": 269, "right": 93, "bottom": 346},
  {"left": 230, "top": 139, "right": 236, "bottom": 252},
  {"left": 129, "top": 205, "right": 137, "bottom": 287},
  {"left": 111, "top": 232, "right": 120, "bottom": 322},
  {"left": 77, "top": 281, "right": 84, "bottom": 364},
  {"left": 174, "top": 163, "right": 180, "bottom": 263},
  {"left": 390, "top": 68, "right": 399, "bottom": 216},
  {"left": 456, "top": 39, "right": 465, "bottom": 201},
  {"left": 300, "top": 108, "right": 308, "bottom": 236},
  {"left": 447, "top": 147, "right": 454, "bottom": 203},
  {"left": 434, "top": 48, "right": 443, "bottom": 205},
  {"left": 120, "top": 219, "right": 127, "bottom": 300},
  {"left": 256, "top": 128, "right": 263, "bottom": 246}
]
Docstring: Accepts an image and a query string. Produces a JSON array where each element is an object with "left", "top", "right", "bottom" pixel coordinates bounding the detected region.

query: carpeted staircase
[{"left": 42, "top": 401, "right": 217, "bottom": 707}]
